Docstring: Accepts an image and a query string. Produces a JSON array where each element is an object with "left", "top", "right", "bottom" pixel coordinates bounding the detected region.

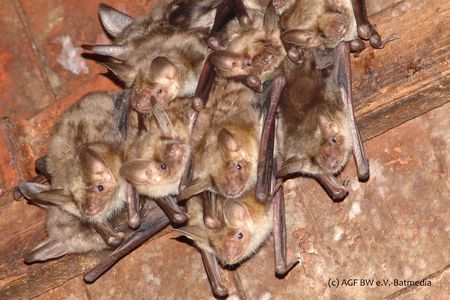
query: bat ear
[
  {"left": 119, "top": 159, "right": 153, "bottom": 185},
  {"left": 81, "top": 44, "right": 132, "bottom": 61},
  {"left": 208, "top": 51, "right": 242, "bottom": 73},
  {"left": 34, "top": 189, "right": 73, "bottom": 206},
  {"left": 264, "top": 0, "right": 278, "bottom": 37},
  {"left": 24, "top": 240, "right": 68, "bottom": 263},
  {"left": 164, "top": 142, "right": 187, "bottom": 164},
  {"left": 150, "top": 57, "right": 178, "bottom": 81},
  {"left": 277, "top": 156, "right": 306, "bottom": 177},
  {"left": 175, "top": 225, "right": 208, "bottom": 243},
  {"left": 281, "top": 29, "right": 320, "bottom": 48},
  {"left": 79, "top": 146, "right": 115, "bottom": 184},
  {"left": 98, "top": 3, "right": 134, "bottom": 38},
  {"left": 317, "top": 111, "right": 338, "bottom": 135},
  {"left": 223, "top": 199, "right": 252, "bottom": 228},
  {"left": 178, "top": 177, "right": 212, "bottom": 200},
  {"left": 218, "top": 128, "right": 239, "bottom": 153},
  {"left": 18, "top": 180, "right": 51, "bottom": 200},
  {"left": 100, "top": 61, "right": 135, "bottom": 85}
]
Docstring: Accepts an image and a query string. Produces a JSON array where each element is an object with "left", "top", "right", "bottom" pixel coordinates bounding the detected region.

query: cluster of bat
[{"left": 15, "top": 0, "right": 394, "bottom": 297}]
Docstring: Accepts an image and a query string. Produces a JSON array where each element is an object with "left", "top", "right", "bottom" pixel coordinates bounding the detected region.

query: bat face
[
  {"left": 280, "top": 0, "right": 354, "bottom": 50},
  {"left": 121, "top": 142, "right": 189, "bottom": 198},
  {"left": 213, "top": 128, "right": 258, "bottom": 198},
  {"left": 315, "top": 110, "right": 351, "bottom": 173},
  {"left": 179, "top": 192, "right": 272, "bottom": 265},
  {"left": 210, "top": 7, "right": 285, "bottom": 83},
  {"left": 131, "top": 57, "right": 181, "bottom": 113},
  {"left": 74, "top": 144, "right": 123, "bottom": 220}
]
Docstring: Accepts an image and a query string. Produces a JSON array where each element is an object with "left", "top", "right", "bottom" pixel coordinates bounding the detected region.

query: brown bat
[
  {"left": 168, "top": 0, "right": 295, "bottom": 29},
  {"left": 119, "top": 98, "right": 196, "bottom": 224},
  {"left": 19, "top": 181, "right": 130, "bottom": 263},
  {"left": 178, "top": 3, "right": 285, "bottom": 201},
  {"left": 83, "top": 4, "right": 209, "bottom": 124},
  {"left": 178, "top": 179, "right": 298, "bottom": 296},
  {"left": 19, "top": 92, "right": 139, "bottom": 249},
  {"left": 280, "top": 0, "right": 396, "bottom": 63}
]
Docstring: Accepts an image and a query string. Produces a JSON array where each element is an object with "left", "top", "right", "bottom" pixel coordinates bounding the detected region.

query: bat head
[
  {"left": 121, "top": 140, "right": 189, "bottom": 198},
  {"left": 131, "top": 57, "right": 180, "bottom": 113},
  {"left": 177, "top": 193, "right": 272, "bottom": 265},
  {"left": 77, "top": 144, "right": 122, "bottom": 219},
  {"left": 214, "top": 127, "right": 259, "bottom": 198},
  {"left": 209, "top": 3, "right": 285, "bottom": 84},
  {"left": 315, "top": 109, "right": 351, "bottom": 174}
]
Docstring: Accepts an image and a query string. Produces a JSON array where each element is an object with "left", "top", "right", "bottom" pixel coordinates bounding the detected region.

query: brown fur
[
  {"left": 46, "top": 92, "right": 127, "bottom": 223},
  {"left": 179, "top": 191, "right": 273, "bottom": 265},
  {"left": 121, "top": 98, "right": 195, "bottom": 198},
  {"left": 278, "top": 51, "right": 352, "bottom": 176},
  {"left": 280, "top": 0, "right": 357, "bottom": 49},
  {"left": 188, "top": 79, "right": 262, "bottom": 198}
]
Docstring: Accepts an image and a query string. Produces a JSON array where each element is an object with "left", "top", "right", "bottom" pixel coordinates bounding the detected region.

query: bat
[
  {"left": 119, "top": 98, "right": 196, "bottom": 224},
  {"left": 279, "top": 0, "right": 396, "bottom": 63},
  {"left": 84, "top": 200, "right": 170, "bottom": 283},
  {"left": 167, "top": 0, "right": 295, "bottom": 29},
  {"left": 19, "top": 91, "right": 139, "bottom": 251},
  {"left": 83, "top": 4, "right": 209, "bottom": 132},
  {"left": 278, "top": 51, "right": 352, "bottom": 176},
  {"left": 178, "top": 2, "right": 285, "bottom": 201}
]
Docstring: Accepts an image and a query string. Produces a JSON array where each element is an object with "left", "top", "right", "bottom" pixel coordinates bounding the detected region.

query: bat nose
[{"left": 84, "top": 200, "right": 102, "bottom": 216}]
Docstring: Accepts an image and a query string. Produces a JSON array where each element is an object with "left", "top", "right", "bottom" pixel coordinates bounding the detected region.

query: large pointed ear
[
  {"left": 217, "top": 128, "right": 239, "bottom": 154},
  {"left": 264, "top": 0, "right": 278, "bottom": 37},
  {"left": 150, "top": 57, "right": 178, "bottom": 82},
  {"left": 33, "top": 189, "right": 73, "bottom": 206},
  {"left": 119, "top": 159, "right": 152, "bottom": 185},
  {"left": 79, "top": 146, "right": 114, "bottom": 184},
  {"left": 100, "top": 61, "right": 135, "bottom": 85},
  {"left": 178, "top": 177, "right": 212, "bottom": 200},
  {"left": 281, "top": 29, "right": 320, "bottom": 48},
  {"left": 24, "top": 240, "right": 68, "bottom": 264},
  {"left": 175, "top": 225, "right": 209, "bottom": 243},
  {"left": 317, "top": 109, "right": 338, "bottom": 135},
  {"left": 18, "top": 180, "right": 51, "bottom": 200},
  {"left": 277, "top": 156, "right": 307, "bottom": 178},
  {"left": 98, "top": 3, "right": 134, "bottom": 38},
  {"left": 208, "top": 51, "right": 243, "bottom": 72},
  {"left": 81, "top": 44, "right": 132, "bottom": 60},
  {"left": 223, "top": 199, "right": 252, "bottom": 228}
]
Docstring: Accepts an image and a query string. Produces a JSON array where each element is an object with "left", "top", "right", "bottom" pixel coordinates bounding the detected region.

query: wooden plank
[{"left": 351, "top": 0, "right": 449, "bottom": 140}]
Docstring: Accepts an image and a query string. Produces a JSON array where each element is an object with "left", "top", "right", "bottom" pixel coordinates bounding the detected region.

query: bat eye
[
  {"left": 97, "top": 185, "right": 104, "bottom": 192},
  {"left": 157, "top": 88, "right": 164, "bottom": 95},
  {"left": 160, "top": 162, "right": 168, "bottom": 170},
  {"left": 330, "top": 137, "right": 337, "bottom": 145},
  {"left": 236, "top": 232, "right": 244, "bottom": 240},
  {"left": 244, "top": 59, "right": 252, "bottom": 67},
  {"left": 235, "top": 163, "right": 243, "bottom": 171}
]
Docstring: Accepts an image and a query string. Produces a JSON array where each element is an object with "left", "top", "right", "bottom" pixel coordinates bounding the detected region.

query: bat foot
[
  {"left": 106, "top": 232, "right": 125, "bottom": 248},
  {"left": 204, "top": 216, "right": 221, "bottom": 229},
  {"left": 192, "top": 97, "right": 205, "bottom": 112},
  {"left": 211, "top": 284, "right": 228, "bottom": 298},
  {"left": 349, "top": 39, "right": 366, "bottom": 53},
  {"left": 128, "top": 215, "right": 141, "bottom": 229},
  {"left": 239, "top": 15, "right": 252, "bottom": 26},
  {"left": 171, "top": 212, "right": 189, "bottom": 224},
  {"left": 370, "top": 33, "right": 398, "bottom": 49},
  {"left": 275, "top": 258, "right": 300, "bottom": 278}
]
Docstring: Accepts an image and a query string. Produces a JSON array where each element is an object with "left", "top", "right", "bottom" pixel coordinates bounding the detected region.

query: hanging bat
[
  {"left": 119, "top": 98, "right": 196, "bottom": 224},
  {"left": 19, "top": 91, "right": 141, "bottom": 250},
  {"left": 83, "top": 4, "right": 209, "bottom": 116},
  {"left": 178, "top": 2, "right": 285, "bottom": 202},
  {"left": 280, "top": 0, "right": 396, "bottom": 63},
  {"left": 167, "top": 0, "right": 295, "bottom": 29},
  {"left": 18, "top": 180, "right": 132, "bottom": 263}
]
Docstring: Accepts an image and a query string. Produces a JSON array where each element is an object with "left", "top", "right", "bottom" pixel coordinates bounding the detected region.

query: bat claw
[
  {"left": 106, "top": 232, "right": 125, "bottom": 248},
  {"left": 275, "top": 257, "right": 300, "bottom": 278},
  {"left": 128, "top": 215, "right": 141, "bottom": 229}
]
